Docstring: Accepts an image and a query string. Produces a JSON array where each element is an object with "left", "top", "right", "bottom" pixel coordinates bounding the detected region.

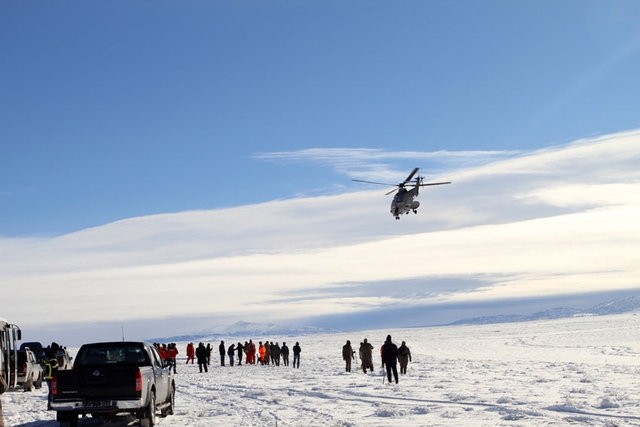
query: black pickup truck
[{"left": 50, "top": 341, "right": 175, "bottom": 427}]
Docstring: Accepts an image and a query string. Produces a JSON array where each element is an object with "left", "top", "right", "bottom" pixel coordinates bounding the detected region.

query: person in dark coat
[
  {"left": 205, "top": 343, "right": 212, "bottom": 365},
  {"left": 359, "top": 339, "right": 374, "bottom": 373},
  {"left": 342, "top": 340, "right": 354, "bottom": 372},
  {"left": 227, "top": 343, "right": 236, "bottom": 366},
  {"left": 219, "top": 341, "right": 226, "bottom": 366},
  {"left": 43, "top": 345, "right": 60, "bottom": 409},
  {"left": 236, "top": 342, "right": 244, "bottom": 366},
  {"left": 397, "top": 341, "right": 412, "bottom": 374},
  {"left": 195, "top": 342, "right": 208, "bottom": 373},
  {"left": 272, "top": 342, "right": 281, "bottom": 366},
  {"left": 264, "top": 341, "right": 271, "bottom": 365},
  {"left": 381, "top": 335, "right": 399, "bottom": 384},
  {"left": 281, "top": 342, "right": 290, "bottom": 366},
  {"left": 292, "top": 342, "right": 301, "bottom": 368}
]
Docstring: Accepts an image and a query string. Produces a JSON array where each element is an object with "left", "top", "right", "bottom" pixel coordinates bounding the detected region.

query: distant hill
[
  {"left": 148, "top": 321, "right": 332, "bottom": 343},
  {"left": 448, "top": 295, "right": 640, "bottom": 326},
  {"left": 149, "top": 296, "right": 640, "bottom": 343}
]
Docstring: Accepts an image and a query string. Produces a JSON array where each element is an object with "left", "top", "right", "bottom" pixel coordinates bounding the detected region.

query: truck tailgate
[{"left": 56, "top": 367, "right": 141, "bottom": 399}]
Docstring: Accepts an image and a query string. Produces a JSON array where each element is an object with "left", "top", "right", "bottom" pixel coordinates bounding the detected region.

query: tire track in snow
[{"left": 176, "top": 376, "right": 348, "bottom": 426}]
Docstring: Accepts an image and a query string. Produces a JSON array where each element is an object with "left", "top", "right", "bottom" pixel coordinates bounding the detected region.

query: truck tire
[
  {"left": 34, "top": 373, "right": 43, "bottom": 389},
  {"left": 23, "top": 377, "right": 33, "bottom": 392},
  {"left": 139, "top": 391, "right": 156, "bottom": 427}
]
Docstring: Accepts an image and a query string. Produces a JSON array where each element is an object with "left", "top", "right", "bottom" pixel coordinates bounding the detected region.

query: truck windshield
[{"left": 76, "top": 345, "right": 150, "bottom": 366}]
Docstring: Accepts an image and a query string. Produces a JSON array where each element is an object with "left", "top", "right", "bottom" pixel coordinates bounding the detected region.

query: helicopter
[{"left": 352, "top": 167, "right": 451, "bottom": 219}]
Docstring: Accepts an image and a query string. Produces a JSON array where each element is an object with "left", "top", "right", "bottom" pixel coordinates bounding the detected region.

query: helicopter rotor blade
[
  {"left": 416, "top": 181, "right": 452, "bottom": 187},
  {"left": 403, "top": 167, "right": 419, "bottom": 184},
  {"left": 352, "top": 179, "right": 397, "bottom": 186},
  {"left": 385, "top": 188, "right": 399, "bottom": 195}
]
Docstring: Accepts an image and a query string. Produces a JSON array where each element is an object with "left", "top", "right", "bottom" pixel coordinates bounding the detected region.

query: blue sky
[{"left": 3, "top": 1, "right": 640, "bottom": 236}]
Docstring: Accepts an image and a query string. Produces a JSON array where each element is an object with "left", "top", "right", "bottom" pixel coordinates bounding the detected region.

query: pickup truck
[
  {"left": 50, "top": 341, "right": 175, "bottom": 427},
  {"left": 16, "top": 348, "right": 43, "bottom": 391}
]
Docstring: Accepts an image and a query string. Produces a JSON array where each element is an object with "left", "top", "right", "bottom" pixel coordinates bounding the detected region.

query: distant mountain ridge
[
  {"left": 448, "top": 296, "right": 640, "bottom": 326},
  {"left": 148, "top": 321, "right": 333, "bottom": 344},
  {"left": 149, "top": 296, "right": 640, "bottom": 343}
]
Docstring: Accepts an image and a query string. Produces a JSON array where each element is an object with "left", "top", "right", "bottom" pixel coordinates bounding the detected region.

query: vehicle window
[
  {"left": 76, "top": 346, "right": 151, "bottom": 366},
  {"left": 148, "top": 346, "right": 163, "bottom": 368}
]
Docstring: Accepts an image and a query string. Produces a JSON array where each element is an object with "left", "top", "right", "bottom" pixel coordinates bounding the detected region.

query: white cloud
[
  {"left": 2, "top": 130, "right": 639, "bottom": 341},
  {"left": 254, "top": 147, "right": 519, "bottom": 181}
]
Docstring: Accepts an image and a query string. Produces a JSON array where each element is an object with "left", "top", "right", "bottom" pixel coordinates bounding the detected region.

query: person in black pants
[
  {"left": 196, "top": 342, "right": 208, "bottom": 373},
  {"left": 292, "top": 342, "right": 301, "bottom": 368},
  {"left": 218, "top": 341, "right": 226, "bottom": 366},
  {"left": 381, "top": 335, "right": 399, "bottom": 384}
]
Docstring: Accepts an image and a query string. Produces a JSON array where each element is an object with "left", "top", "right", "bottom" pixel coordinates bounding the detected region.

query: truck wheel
[
  {"left": 140, "top": 391, "right": 156, "bottom": 427},
  {"left": 23, "top": 377, "right": 33, "bottom": 392},
  {"left": 35, "top": 373, "right": 43, "bottom": 389}
]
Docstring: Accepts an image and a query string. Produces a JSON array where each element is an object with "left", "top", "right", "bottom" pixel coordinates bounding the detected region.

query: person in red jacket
[
  {"left": 247, "top": 340, "right": 256, "bottom": 364},
  {"left": 157, "top": 344, "right": 168, "bottom": 362},
  {"left": 167, "top": 343, "right": 179, "bottom": 373},
  {"left": 186, "top": 342, "right": 195, "bottom": 364}
]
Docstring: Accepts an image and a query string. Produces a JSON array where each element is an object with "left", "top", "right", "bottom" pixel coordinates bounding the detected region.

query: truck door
[{"left": 148, "top": 346, "right": 168, "bottom": 401}]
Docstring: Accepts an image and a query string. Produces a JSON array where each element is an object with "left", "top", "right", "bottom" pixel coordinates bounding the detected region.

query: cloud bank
[{"left": 2, "top": 130, "right": 639, "bottom": 343}]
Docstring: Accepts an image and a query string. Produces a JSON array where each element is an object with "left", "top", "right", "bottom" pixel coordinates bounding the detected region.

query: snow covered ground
[{"left": 4, "top": 312, "right": 640, "bottom": 426}]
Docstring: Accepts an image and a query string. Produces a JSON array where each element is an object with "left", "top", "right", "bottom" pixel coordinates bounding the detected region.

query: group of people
[
  {"left": 158, "top": 335, "right": 411, "bottom": 384},
  {"left": 342, "top": 336, "right": 412, "bottom": 384},
  {"left": 155, "top": 343, "right": 180, "bottom": 373},
  {"left": 176, "top": 340, "right": 302, "bottom": 373}
]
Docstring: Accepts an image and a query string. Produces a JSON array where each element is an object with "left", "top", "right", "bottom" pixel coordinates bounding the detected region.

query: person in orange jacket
[{"left": 258, "top": 341, "right": 266, "bottom": 365}]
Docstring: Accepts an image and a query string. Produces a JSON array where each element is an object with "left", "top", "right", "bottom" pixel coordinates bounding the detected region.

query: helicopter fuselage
[{"left": 390, "top": 187, "right": 420, "bottom": 219}]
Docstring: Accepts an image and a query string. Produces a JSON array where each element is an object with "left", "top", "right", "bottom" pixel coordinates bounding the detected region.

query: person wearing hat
[{"left": 381, "top": 335, "right": 399, "bottom": 384}]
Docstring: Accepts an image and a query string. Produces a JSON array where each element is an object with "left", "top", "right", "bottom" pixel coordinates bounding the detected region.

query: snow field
[{"left": 3, "top": 313, "right": 639, "bottom": 426}]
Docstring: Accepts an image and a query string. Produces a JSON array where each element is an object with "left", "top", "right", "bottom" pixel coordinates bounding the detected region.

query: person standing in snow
[
  {"left": 248, "top": 340, "right": 256, "bottom": 364},
  {"left": 281, "top": 342, "right": 290, "bottom": 366},
  {"left": 359, "top": 339, "right": 374, "bottom": 373},
  {"left": 292, "top": 342, "right": 301, "bottom": 368},
  {"left": 236, "top": 342, "right": 244, "bottom": 366},
  {"left": 272, "top": 342, "right": 281, "bottom": 366},
  {"left": 167, "top": 343, "right": 179, "bottom": 373},
  {"left": 227, "top": 343, "right": 236, "bottom": 366},
  {"left": 258, "top": 341, "right": 266, "bottom": 364},
  {"left": 206, "top": 343, "right": 212, "bottom": 365},
  {"left": 196, "top": 342, "right": 208, "bottom": 373},
  {"left": 218, "top": 341, "right": 226, "bottom": 366},
  {"left": 264, "top": 341, "right": 271, "bottom": 365},
  {"left": 381, "top": 335, "right": 399, "bottom": 384},
  {"left": 43, "top": 346, "right": 60, "bottom": 409},
  {"left": 398, "top": 341, "right": 412, "bottom": 374},
  {"left": 186, "top": 342, "right": 195, "bottom": 364},
  {"left": 342, "top": 340, "right": 354, "bottom": 372}
]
